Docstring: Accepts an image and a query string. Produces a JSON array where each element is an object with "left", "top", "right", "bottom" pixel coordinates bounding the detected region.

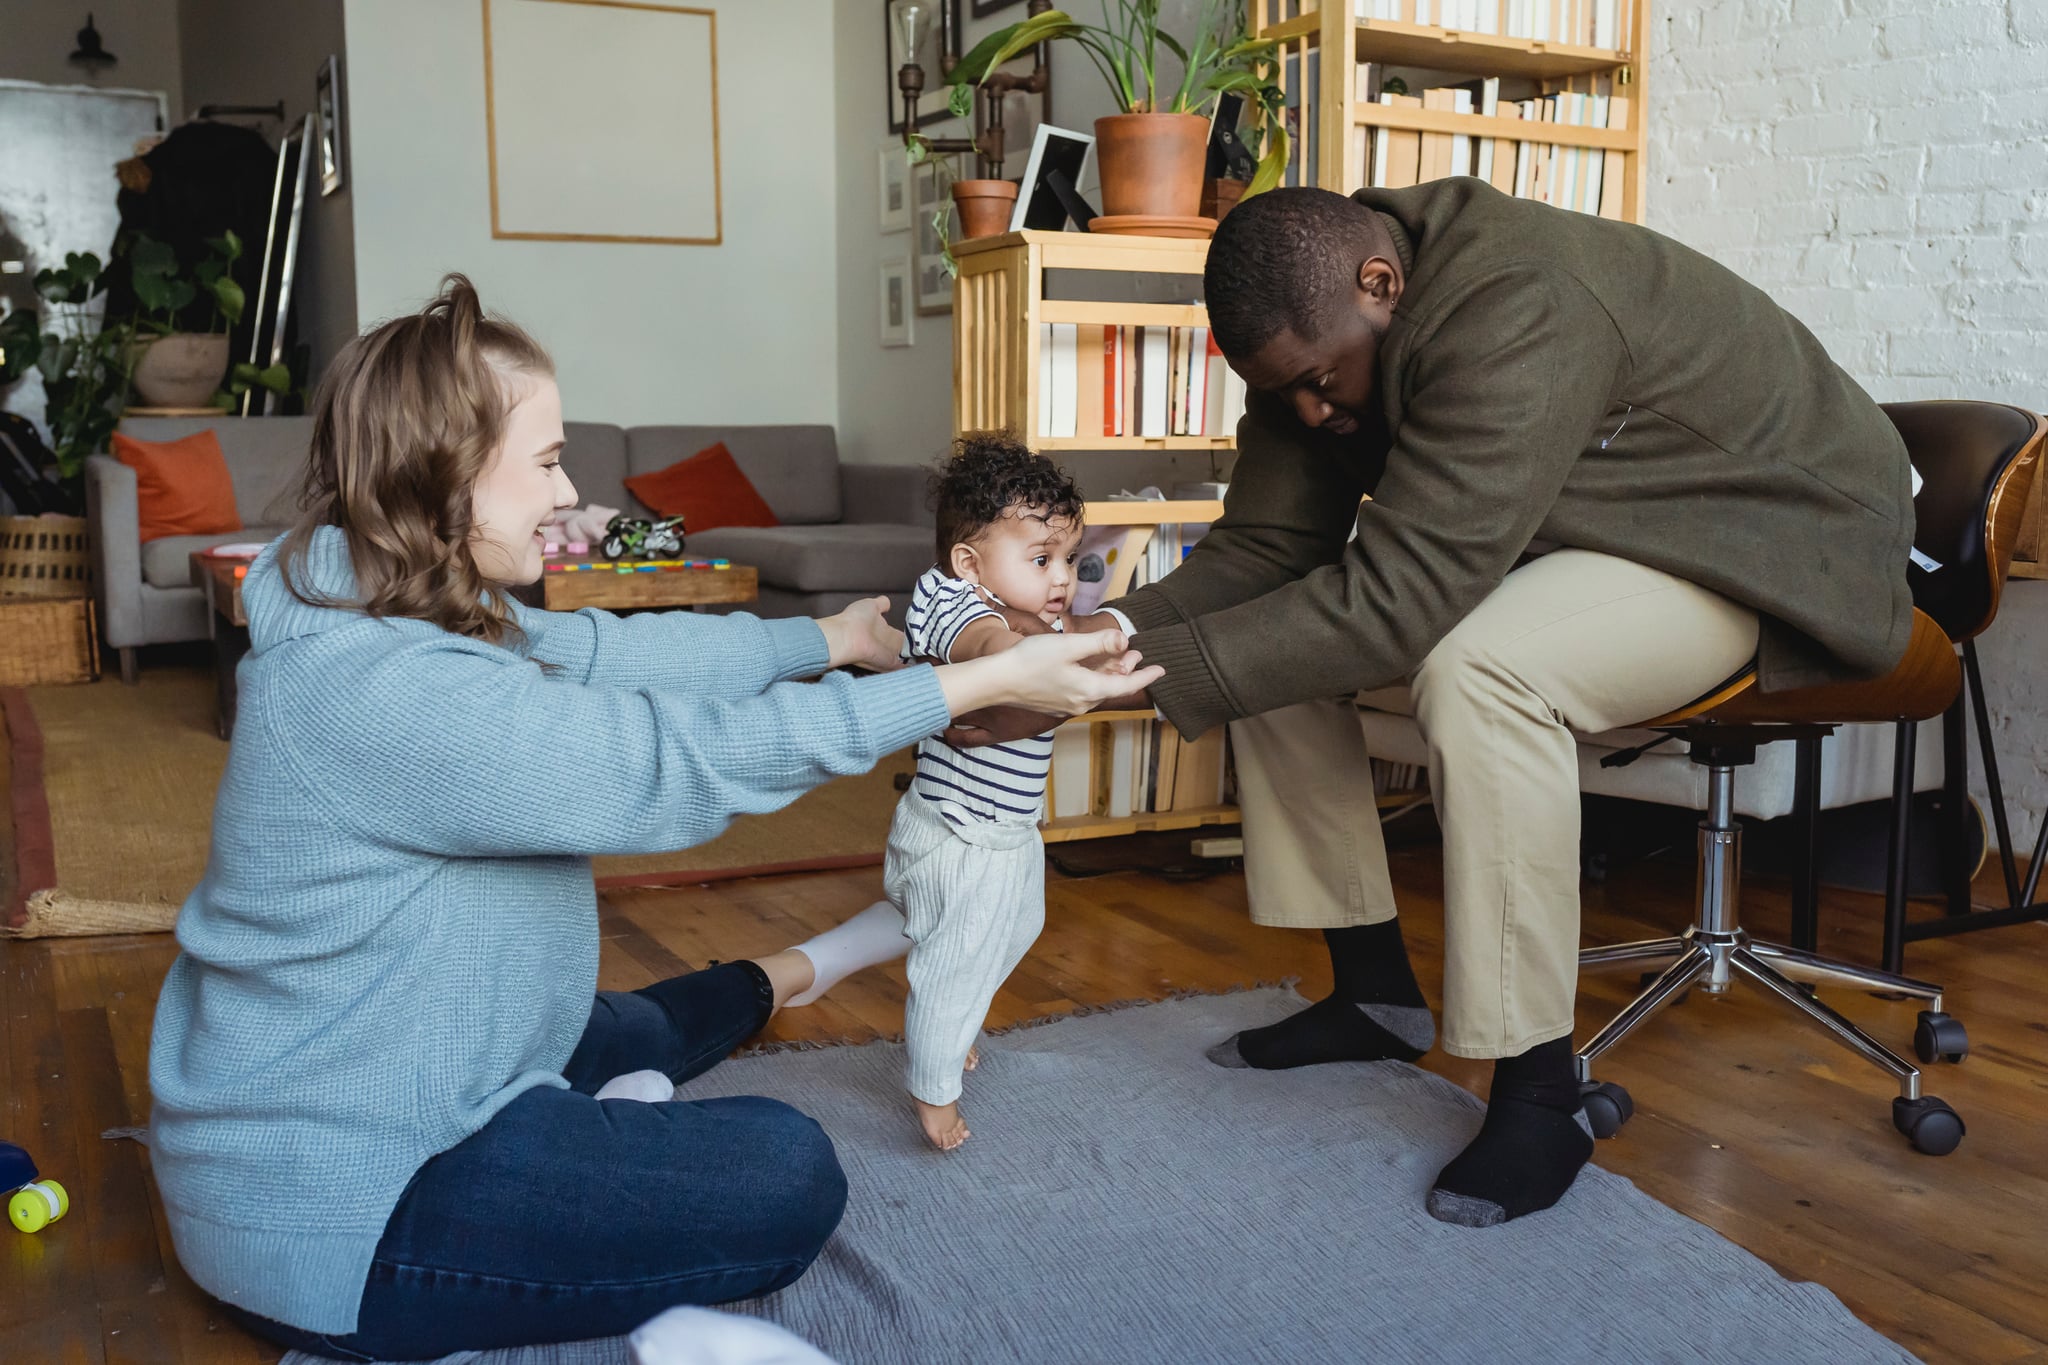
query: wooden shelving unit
[
  {"left": 1251, "top": 0, "right": 1651, "bottom": 223},
  {"left": 951, "top": 229, "right": 1240, "bottom": 843}
]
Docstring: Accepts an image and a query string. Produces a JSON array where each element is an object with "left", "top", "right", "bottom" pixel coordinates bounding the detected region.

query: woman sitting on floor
[{"left": 144, "top": 275, "right": 1159, "bottom": 1360}]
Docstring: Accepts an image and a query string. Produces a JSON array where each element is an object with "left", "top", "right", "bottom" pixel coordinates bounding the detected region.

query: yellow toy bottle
[{"left": 9, "top": 1178, "right": 69, "bottom": 1233}]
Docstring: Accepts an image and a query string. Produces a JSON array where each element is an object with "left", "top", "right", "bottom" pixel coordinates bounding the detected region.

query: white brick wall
[{"left": 1648, "top": 0, "right": 2048, "bottom": 849}]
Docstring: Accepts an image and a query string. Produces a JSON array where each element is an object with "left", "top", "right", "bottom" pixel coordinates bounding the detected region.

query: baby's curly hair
[{"left": 930, "top": 432, "right": 1083, "bottom": 564}]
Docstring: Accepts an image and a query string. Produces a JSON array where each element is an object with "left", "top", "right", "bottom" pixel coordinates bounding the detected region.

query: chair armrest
[
  {"left": 839, "top": 463, "right": 933, "bottom": 527},
  {"left": 85, "top": 454, "right": 145, "bottom": 648}
]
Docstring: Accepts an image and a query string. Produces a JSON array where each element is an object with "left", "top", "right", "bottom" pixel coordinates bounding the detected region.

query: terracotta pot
[
  {"left": 950, "top": 179, "right": 1019, "bottom": 240},
  {"left": 129, "top": 333, "right": 230, "bottom": 408},
  {"left": 1094, "top": 113, "right": 1210, "bottom": 219},
  {"left": 1201, "top": 178, "right": 1248, "bottom": 224}
]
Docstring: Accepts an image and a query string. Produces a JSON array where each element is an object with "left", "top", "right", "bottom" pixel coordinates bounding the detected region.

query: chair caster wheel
[
  {"left": 1914, "top": 1011, "right": 1968, "bottom": 1065},
  {"left": 1580, "top": 1080, "right": 1634, "bottom": 1138},
  {"left": 1892, "top": 1095, "right": 1965, "bottom": 1155}
]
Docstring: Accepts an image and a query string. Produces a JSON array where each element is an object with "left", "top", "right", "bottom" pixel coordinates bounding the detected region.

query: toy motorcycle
[{"left": 601, "top": 514, "right": 686, "bottom": 561}]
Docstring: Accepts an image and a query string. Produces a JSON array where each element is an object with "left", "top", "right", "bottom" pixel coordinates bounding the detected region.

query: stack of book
[
  {"left": 1355, "top": 0, "right": 1626, "bottom": 49},
  {"left": 1035, "top": 324, "right": 1250, "bottom": 441},
  {"left": 1357, "top": 68, "right": 1630, "bottom": 219}
]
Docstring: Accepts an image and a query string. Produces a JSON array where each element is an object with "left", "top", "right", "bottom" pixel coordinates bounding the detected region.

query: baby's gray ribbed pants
[{"left": 884, "top": 788, "right": 1046, "bottom": 1106}]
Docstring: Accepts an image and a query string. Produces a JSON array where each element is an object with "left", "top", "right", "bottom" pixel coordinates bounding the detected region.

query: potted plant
[
  {"left": 125, "top": 231, "right": 246, "bottom": 408},
  {"left": 1, "top": 251, "right": 131, "bottom": 489},
  {"left": 949, "top": 2, "right": 1288, "bottom": 229}
]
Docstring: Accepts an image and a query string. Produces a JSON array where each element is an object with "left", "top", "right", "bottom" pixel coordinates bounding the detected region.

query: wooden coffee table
[
  {"left": 541, "top": 557, "right": 758, "bottom": 613},
  {"left": 192, "top": 551, "right": 251, "bottom": 739}
]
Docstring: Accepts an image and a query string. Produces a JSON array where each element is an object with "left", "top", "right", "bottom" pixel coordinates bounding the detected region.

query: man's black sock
[
  {"left": 1426, "top": 1035, "right": 1593, "bottom": 1227},
  {"left": 1207, "top": 921, "right": 1435, "bottom": 1070}
]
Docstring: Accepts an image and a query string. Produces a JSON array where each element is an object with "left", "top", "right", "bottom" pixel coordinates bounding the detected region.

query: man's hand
[{"left": 818, "top": 597, "right": 904, "bottom": 673}]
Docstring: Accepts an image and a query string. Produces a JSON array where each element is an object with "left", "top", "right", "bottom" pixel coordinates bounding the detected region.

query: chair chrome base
[{"left": 1575, "top": 752, "right": 1968, "bottom": 1154}]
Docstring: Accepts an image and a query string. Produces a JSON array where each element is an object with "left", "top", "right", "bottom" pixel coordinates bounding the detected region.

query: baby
[{"left": 888, "top": 432, "right": 1085, "bottom": 1150}]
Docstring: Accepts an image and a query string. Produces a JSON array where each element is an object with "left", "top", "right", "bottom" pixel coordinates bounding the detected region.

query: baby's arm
[{"left": 944, "top": 613, "right": 1031, "bottom": 662}]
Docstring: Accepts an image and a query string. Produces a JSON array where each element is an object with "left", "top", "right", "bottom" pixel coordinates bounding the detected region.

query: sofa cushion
[
  {"left": 561, "top": 422, "right": 630, "bottom": 515},
  {"left": 141, "top": 529, "right": 290, "bottom": 589},
  {"left": 625, "top": 442, "right": 781, "bottom": 531},
  {"left": 626, "top": 426, "right": 841, "bottom": 526},
  {"left": 113, "top": 429, "right": 243, "bottom": 542},
  {"left": 116, "top": 416, "right": 311, "bottom": 525},
  {"left": 684, "top": 524, "right": 934, "bottom": 595}
]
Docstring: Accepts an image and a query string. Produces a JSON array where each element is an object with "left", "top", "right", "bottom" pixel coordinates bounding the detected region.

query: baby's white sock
[
  {"left": 595, "top": 1069, "right": 674, "bottom": 1102},
  {"left": 785, "top": 900, "right": 910, "bottom": 1007}
]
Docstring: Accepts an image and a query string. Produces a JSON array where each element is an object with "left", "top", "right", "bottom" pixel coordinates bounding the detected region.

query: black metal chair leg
[
  {"left": 1940, "top": 689, "right": 1972, "bottom": 917},
  {"left": 1884, "top": 720, "right": 1918, "bottom": 976},
  {"left": 1790, "top": 735, "right": 1822, "bottom": 952}
]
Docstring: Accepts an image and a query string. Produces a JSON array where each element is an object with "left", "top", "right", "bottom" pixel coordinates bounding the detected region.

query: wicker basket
[
  {"left": 0, "top": 595, "right": 100, "bottom": 685},
  {"left": 0, "top": 515, "right": 93, "bottom": 599}
]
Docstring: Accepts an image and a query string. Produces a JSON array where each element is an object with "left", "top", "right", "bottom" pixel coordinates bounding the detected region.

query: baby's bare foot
[
  {"left": 965, "top": 1045, "right": 980, "bottom": 1071},
  {"left": 915, "top": 1097, "right": 970, "bottom": 1151}
]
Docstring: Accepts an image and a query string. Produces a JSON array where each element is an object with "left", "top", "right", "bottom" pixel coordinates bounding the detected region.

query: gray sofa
[{"left": 89, "top": 416, "right": 935, "bottom": 681}]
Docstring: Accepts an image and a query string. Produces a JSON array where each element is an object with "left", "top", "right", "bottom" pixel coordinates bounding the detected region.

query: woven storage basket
[
  {"left": 0, "top": 515, "right": 93, "bottom": 599},
  {"left": 0, "top": 595, "right": 100, "bottom": 685}
]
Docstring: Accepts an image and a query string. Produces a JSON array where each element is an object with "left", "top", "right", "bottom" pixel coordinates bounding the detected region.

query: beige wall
[
  {"left": 343, "top": 0, "right": 839, "bottom": 429},
  {"left": 178, "top": 0, "right": 358, "bottom": 383},
  {"left": 1, "top": 0, "right": 184, "bottom": 121}
]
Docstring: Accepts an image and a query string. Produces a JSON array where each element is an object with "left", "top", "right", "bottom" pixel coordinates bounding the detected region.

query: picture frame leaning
[{"left": 314, "top": 54, "right": 344, "bottom": 197}]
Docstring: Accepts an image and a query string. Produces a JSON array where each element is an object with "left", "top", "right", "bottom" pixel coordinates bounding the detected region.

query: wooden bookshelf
[
  {"left": 952, "top": 229, "right": 1220, "bottom": 439},
  {"left": 950, "top": 229, "right": 1240, "bottom": 843},
  {"left": 1251, "top": 0, "right": 1651, "bottom": 223}
]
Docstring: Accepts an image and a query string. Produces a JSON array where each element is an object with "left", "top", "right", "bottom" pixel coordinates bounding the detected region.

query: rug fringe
[
  {"left": 1, "top": 888, "right": 178, "bottom": 939},
  {"left": 738, "top": 979, "right": 1302, "bottom": 1058}
]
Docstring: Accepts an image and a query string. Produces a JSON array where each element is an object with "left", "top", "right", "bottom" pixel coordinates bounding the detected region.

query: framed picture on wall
[
  {"left": 880, "top": 253, "right": 914, "bottom": 347},
  {"left": 314, "top": 54, "right": 344, "bottom": 196},
  {"left": 878, "top": 143, "right": 911, "bottom": 233},
  {"left": 914, "top": 156, "right": 963, "bottom": 315}
]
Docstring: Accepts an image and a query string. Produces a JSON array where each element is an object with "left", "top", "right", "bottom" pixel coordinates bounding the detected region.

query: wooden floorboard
[{"left": 2, "top": 799, "right": 2044, "bottom": 1360}]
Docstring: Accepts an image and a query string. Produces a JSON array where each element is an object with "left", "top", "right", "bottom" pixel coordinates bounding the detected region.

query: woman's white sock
[
  {"left": 595, "top": 1069, "right": 674, "bottom": 1102},
  {"left": 785, "top": 900, "right": 910, "bottom": 1006}
]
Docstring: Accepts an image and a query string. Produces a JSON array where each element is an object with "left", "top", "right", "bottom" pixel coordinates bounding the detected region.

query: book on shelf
[
  {"left": 1365, "top": 0, "right": 1629, "bottom": 37},
  {"left": 1359, "top": 70, "right": 1630, "bottom": 220},
  {"left": 1035, "top": 323, "right": 1247, "bottom": 441}
]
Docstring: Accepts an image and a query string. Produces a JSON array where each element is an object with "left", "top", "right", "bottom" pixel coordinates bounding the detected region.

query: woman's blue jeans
[{"left": 227, "top": 962, "right": 846, "bottom": 1360}]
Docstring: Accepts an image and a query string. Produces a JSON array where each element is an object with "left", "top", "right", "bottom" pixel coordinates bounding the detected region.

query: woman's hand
[
  {"left": 819, "top": 597, "right": 904, "bottom": 673},
  {"left": 934, "top": 629, "right": 1163, "bottom": 719}
]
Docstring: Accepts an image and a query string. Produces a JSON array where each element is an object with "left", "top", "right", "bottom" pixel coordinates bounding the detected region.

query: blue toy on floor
[{"left": 3, "top": 1139, "right": 69, "bottom": 1233}]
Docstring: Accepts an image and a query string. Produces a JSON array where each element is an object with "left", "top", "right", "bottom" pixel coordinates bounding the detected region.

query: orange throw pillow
[
  {"left": 111, "top": 429, "right": 243, "bottom": 543},
  {"left": 624, "top": 442, "right": 780, "bottom": 532}
]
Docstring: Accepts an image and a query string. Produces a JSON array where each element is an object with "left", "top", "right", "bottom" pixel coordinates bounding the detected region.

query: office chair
[{"left": 1574, "top": 400, "right": 2047, "bottom": 1157}]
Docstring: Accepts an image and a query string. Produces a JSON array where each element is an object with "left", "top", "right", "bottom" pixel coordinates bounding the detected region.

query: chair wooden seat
[{"left": 1650, "top": 608, "right": 1963, "bottom": 728}]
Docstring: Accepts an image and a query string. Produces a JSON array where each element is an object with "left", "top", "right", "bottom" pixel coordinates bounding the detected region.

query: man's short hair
[{"left": 1203, "top": 187, "right": 1392, "bottom": 358}]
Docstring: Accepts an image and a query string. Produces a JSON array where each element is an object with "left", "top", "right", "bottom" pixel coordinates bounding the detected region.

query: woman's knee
[{"left": 714, "top": 1096, "right": 848, "bottom": 1256}]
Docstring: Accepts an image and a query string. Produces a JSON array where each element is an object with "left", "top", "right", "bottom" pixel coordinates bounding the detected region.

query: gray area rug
[{"left": 289, "top": 988, "right": 1916, "bottom": 1365}]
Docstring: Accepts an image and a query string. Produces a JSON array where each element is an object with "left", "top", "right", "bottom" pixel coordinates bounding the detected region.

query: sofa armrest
[
  {"left": 839, "top": 463, "right": 933, "bottom": 528},
  {"left": 86, "top": 454, "right": 145, "bottom": 649}
]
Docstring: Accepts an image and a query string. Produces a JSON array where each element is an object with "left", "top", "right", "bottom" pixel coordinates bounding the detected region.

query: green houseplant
[
  {"left": 6, "top": 251, "right": 132, "bottom": 484},
  {"left": 949, "top": 1, "right": 1288, "bottom": 226},
  {"left": 126, "top": 231, "right": 246, "bottom": 408}
]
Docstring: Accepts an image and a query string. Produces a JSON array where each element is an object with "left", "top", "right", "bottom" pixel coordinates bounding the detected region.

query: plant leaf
[
  {"left": 211, "top": 276, "right": 246, "bottom": 326},
  {"left": 953, "top": 12, "right": 1086, "bottom": 85},
  {"left": 1245, "top": 122, "right": 1289, "bottom": 197}
]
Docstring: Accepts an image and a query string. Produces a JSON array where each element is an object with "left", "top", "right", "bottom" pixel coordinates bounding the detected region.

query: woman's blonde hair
[{"left": 280, "top": 273, "right": 553, "bottom": 644}]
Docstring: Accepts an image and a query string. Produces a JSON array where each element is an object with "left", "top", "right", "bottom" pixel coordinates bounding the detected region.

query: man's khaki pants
[{"left": 1228, "top": 550, "right": 1759, "bottom": 1060}]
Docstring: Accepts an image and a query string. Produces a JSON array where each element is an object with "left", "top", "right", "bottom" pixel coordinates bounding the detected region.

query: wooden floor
[{"left": 5, "top": 816, "right": 2048, "bottom": 1361}]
